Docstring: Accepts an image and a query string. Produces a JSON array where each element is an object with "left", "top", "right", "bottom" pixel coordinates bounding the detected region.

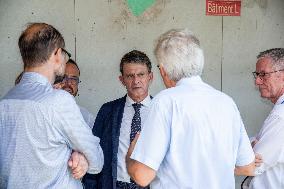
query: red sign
[{"left": 206, "top": 0, "right": 241, "bottom": 16}]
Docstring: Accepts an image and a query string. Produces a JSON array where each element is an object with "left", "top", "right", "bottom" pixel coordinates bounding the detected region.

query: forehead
[
  {"left": 65, "top": 63, "right": 79, "bottom": 76},
  {"left": 122, "top": 63, "right": 149, "bottom": 74},
  {"left": 256, "top": 57, "right": 273, "bottom": 71}
]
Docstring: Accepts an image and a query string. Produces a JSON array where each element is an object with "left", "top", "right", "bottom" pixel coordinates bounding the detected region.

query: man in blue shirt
[{"left": 0, "top": 23, "right": 103, "bottom": 189}]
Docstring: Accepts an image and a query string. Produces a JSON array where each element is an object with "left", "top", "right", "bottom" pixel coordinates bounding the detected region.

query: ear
[
  {"left": 148, "top": 72, "right": 153, "bottom": 83},
  {"left": 52, "top": 48, "right": 62, "bottom": 66},
  {"left": 119, "top": 75, "right": 125, "bottom": 86},
  {"left": 159, "top": 65, "right": 167, "bottom": 78},
  {"left": 159, "top": 65, "right": 176, "bottom": 88},
  {"left": 281, "top": 72, "right": 284, "bottom": 81}
]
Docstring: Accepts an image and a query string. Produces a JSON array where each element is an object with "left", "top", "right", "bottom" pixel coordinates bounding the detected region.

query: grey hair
[
  {"left": 257, "top": 48, "right": 284, "bottom": 69},
  {"left": 154, "top": 29, "right": 204, "bottom": 81}
]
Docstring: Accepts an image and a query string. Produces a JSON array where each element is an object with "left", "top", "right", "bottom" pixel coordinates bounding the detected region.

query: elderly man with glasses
[
  {"left": 60, "top": 59, "right": 95, "bottom": 129},
  {"left": 243, "top": 48, "right": 284, "bottom": 189},
  {"left": 0, "top": 23, "right": 103, "bottom": 189}
]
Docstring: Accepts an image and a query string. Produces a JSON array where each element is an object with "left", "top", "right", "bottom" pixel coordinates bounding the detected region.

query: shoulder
[
  {"left": 199, "top": 82, "right": 238, "bottom": 107},
  {"left": 100, "top": 96, "right": 126, "bottom": 110},
  {"left": 79, "top": 106, "right": 94, "bottom": 118},
  {"left": 272, "top": 104, "right": 284, "bottom": 119},
  {"left": 41, "top": 89, "right": 77, "bottom": 108},
  {"left": 79, "top": 106, "right": 93, "bottom": 115},
  {"left": 95, "top": 96, "right": 126, "bottom": 119},
  {"left": 153, "top": 84, "right": 238, "bottom": 109},
  {"left": 150, "top": 89, "right": 175, "bottom": 110},
  {"left": 216, "top": 90, "right": 237, "bottom": 105},
  {"left": 154, "top": 87, "right": 176, "bottom": 100}
]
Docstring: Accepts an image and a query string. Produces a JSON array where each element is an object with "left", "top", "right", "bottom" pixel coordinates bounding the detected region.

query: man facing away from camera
[
  {"left": 126, "top": 29, "right": 256, "bottom": 189},
  {"left": 0, "top": 23, "right": 103, "bottom": 189}
]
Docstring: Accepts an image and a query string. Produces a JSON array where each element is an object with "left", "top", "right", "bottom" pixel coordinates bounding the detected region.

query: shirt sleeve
[
  {"left": 80, "top": 106, "right": 95, "bottom": 129},
  {"left": 235, "top": 106, "right": 255, "bottom": 166},
  {"left": 131, "top": 96, "right": 171, "bottom": 171},
  {"left": 53, "top": 92, "right": 104, "bottom": 174},
  {"left": 253, "top": 113, "right": 284, "bottom": 174}
]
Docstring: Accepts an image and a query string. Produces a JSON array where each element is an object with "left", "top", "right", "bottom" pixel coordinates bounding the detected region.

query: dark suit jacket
[
  {"left": 83, "top": 96, "right": 127, "bottom": 189},
  {"left": 83, "top": 95, "right": 152, "bottom": 189}
]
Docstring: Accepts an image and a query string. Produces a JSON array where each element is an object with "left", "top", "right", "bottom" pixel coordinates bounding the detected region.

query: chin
[{"left": 260, "top": 93, "right": 270, "bottom": 99}]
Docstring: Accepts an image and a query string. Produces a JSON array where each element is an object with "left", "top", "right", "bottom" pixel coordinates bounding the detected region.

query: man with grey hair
[
  {"left": 245, "top": 48, "right": 284, "bottom": 189},
  {"left": 126, "top": 29, "right": 255, "bottom": 189}
]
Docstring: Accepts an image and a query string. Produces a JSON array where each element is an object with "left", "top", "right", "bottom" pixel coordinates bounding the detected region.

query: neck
[
  {"left": 128, "top": 94, "right": 148, "bottom": 103},
  {"left": 271, "top": 88, "right": 284, "bottom": 104},
  {"left": 24, "top": 64, "right": 55, "bottom": 84},
  {"left": 166, "top": 80, "right": 177, "bottom": 88}
]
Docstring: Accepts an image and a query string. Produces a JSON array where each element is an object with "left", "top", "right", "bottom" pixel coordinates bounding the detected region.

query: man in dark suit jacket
[{"left": 83, "top": 50, "right": 153, "bottom": 189}]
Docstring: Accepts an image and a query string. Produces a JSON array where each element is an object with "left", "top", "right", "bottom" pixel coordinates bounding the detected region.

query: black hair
[{"left": 120, "top": 50, "right": 152, "bottom": 74}]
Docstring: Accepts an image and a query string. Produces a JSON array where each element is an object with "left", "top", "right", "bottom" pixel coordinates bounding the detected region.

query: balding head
[{"left": 18, "top": 23, "right": 65, "bottom": 68}]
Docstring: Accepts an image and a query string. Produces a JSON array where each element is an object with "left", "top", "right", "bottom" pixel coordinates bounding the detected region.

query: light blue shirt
[
  {"left": 0, "top": 72, "right": 104, "bottom": 189},
  {"left": 131, "top": 76, "right": 254, "bottom": 189}
]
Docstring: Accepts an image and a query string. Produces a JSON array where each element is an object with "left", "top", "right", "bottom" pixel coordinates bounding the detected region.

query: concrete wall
[{"left": 0, "top": 0, "right": 283, "bottom": 187}]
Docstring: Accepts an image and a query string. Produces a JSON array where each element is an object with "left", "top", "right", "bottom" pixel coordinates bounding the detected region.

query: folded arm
[
  {"left": 235, "top": 161, "right": 255, "bottom": 176},
  {"left": 126, "top": 134, "right": 156, "bottom": 187}
]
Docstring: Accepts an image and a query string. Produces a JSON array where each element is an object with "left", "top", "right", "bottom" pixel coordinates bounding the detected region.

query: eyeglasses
[
  {"left": 61, "top": 48, "right": 71, "bottom": 61},
  {"left": 62, "top": 75, "right": 80, "bottom": 85},
  {"left": 54, "top": 75, "right": 64, "bottom": 84},
  {"left": 252, "top": 69, "right": 284, "bottom": 80}
]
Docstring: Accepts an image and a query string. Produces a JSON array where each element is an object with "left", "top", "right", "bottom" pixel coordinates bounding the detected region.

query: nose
[
  {"left": 133, "top": 75, "right": 141, "bottom": 84},
  {"left": 255, "top": 76, "right": 263, "bottom": 86}
]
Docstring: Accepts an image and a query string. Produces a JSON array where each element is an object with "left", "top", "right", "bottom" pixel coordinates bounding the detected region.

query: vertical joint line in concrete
[
  {"left": 74, "top": 0, "right": 76, "bottom": 60},
  {"left": 221, "top": 16, "right": 224, "bottom": 91}
]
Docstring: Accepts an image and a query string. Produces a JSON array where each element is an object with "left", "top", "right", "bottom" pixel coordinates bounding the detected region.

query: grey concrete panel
[
  {"left": 75, "top": 0, "right": 222, "bottom": 114},
  {"left": 0, "top": 0, "right": 75, "bottom": 97}
]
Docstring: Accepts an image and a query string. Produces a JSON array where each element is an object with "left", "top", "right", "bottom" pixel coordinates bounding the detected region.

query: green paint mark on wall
[{"left": 127, "top": 0, "right": 156, "bottom": 16}]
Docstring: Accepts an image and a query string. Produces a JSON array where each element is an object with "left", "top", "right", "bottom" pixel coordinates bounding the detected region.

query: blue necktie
[{"left": 130, "top": 103, "right": 142, "bottom": 142}]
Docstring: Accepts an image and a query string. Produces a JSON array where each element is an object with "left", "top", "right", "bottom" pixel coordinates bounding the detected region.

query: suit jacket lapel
[{"left": 111, "top": 95, "right": 126, "bottom": 184}]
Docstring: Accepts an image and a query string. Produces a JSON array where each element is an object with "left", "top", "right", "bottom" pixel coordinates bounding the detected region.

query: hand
[
  {"left": 68, "top": 151, "right": 89, "bottom": 179},
  {"left": 126, "top": 133, "right": 140, "bottom": 163},
  {"left": 255, "top": 153, "right": 263, "bottom": 167}
]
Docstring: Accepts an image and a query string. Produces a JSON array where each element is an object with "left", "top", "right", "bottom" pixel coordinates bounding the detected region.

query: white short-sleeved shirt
[
  {"left": 249, "top": 95, "right": 284, "bottom": 189},
  {"left": 131, "top": 76, "right": 254, "bottom": 189}
]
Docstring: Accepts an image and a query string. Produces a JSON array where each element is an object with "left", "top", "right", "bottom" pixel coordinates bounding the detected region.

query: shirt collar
[
  {"left": 176, "top": 75, "right": 202, "bottom": 86},
  {"left": 20, "top": 72, "right": 51, "bottom": 87},
  {"left": 275, "top": 93, "right": 284, "bottom": 105},
  {"left": 126, "top": 94, "right": 151, "bottom": 108}
]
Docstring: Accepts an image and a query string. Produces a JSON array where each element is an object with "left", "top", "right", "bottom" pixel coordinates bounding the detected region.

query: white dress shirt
[
  {"left": 249, "top": 94, "right": 284, "bottom": 189},
  {"left": 117, "top": 95, "right": 151, "bottom": 183},
  {"left": 0, "top": 72, "right": 104, "bottom": 189},
  {"left": 131, "top": 76, "right": 254, "bottom": 189}
]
